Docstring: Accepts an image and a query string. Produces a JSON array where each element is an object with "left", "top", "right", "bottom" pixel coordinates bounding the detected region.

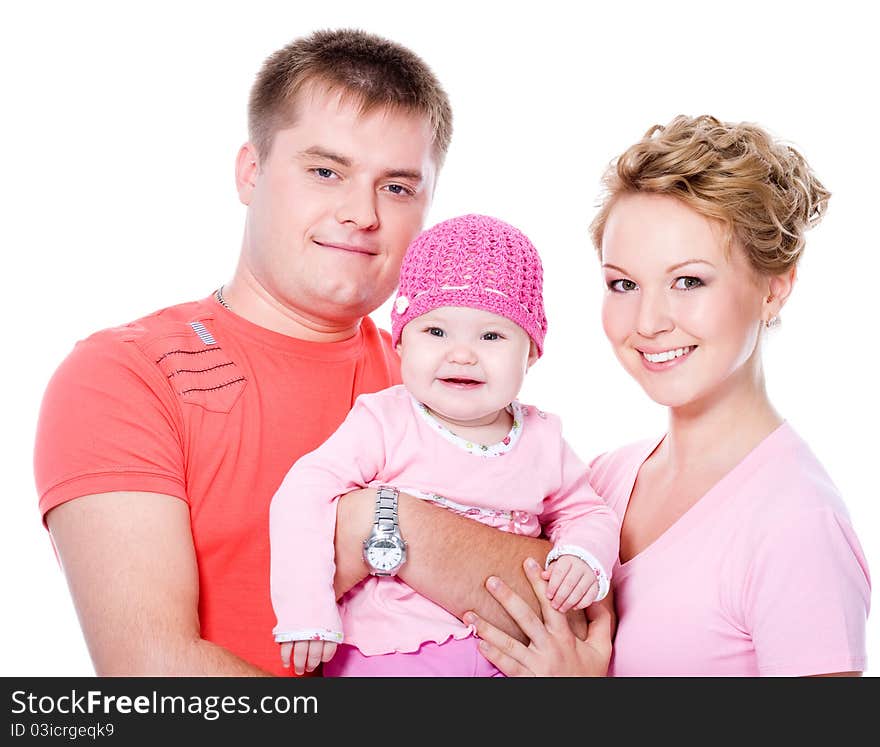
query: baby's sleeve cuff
[
  {"left": 273, "top": 628, "right": 344, "bottom": 644},
  {"left": 545, "top": 544, "right": 610, "bottom": 602}
]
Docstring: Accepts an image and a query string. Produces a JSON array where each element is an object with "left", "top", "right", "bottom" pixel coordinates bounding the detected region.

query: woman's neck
[{"left": 662, "top": 361, "right": 783, "bottom": 474}]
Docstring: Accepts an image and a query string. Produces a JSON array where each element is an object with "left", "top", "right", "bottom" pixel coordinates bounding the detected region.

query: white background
[{"left": 2, "top": 0, "right": 877, "bottom": 676}]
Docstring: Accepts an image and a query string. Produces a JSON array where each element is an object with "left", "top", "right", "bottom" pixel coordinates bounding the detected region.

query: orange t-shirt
[{"left": 34, "top": 296, "right": 401, "bottom": 676}]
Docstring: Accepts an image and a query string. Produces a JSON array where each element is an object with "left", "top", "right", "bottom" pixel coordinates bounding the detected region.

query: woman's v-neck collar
[{"left": 615, "top": 421, "right": 792, "bottom": 573}]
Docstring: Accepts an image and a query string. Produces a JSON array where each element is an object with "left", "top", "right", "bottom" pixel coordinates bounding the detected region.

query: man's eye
[
  {"left": 609, "top": 279, "right": 638, "bottom": 292},
  {"left": 385, "top": 184, "right": 414, "bottom": 196},
  {"left": 313, "top": 168, "right": 337, "bottom": 179},
  {"left": 426, "top": 327, "right": 444, "bottom": 337},
  {"left": 673, "top": 276, "right": 703, "bottom": 290},
  {"left": 481, "top": 332, "right": 500, "bottom": 341}
]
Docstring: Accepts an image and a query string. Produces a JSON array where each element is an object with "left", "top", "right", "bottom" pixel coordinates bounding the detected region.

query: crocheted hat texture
[{"left": 390, "top": 214, "right": 547, "bottom": 355}]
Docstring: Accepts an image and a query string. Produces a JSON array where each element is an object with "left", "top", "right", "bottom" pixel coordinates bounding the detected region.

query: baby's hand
[
  {"left": 280, "top": 640, "right": 338, "bottom": 675},
  {"left": 541, "top": 556, "right": 599, "bottom": 613}
]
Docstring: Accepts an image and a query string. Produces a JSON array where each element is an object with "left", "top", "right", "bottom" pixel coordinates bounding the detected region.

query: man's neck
[{"left": 219, "top": 278, "right": 361, "bottom": 342}]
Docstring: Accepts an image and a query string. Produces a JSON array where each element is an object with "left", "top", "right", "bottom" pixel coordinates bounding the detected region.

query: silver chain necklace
[{"left": 215, "top": 286, "right": 231, "bottom": 310}]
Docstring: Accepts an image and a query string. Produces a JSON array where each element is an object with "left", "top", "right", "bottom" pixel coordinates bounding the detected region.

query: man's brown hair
[{"left": 248, "top": 28, "right": 453, "bottom": 165}]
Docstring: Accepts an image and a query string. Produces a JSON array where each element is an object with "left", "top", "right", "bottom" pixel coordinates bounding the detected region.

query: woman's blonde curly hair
[{"left": 589, "top": 115, "right": 831, "bottom": 274}]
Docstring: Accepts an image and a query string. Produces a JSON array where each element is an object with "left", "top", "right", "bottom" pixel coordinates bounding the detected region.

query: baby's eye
[
  {"left": 426, "top": 327, "right": 444, "bottom": 337},
  {"left": 673, "top": 276, "right": 703, "bottom": 290},
  {"left": 481, "top": 332, "right": 501, "bottom": 341},
  {"left": 608, "top": 279, "right": 638, "bottom": 292}
]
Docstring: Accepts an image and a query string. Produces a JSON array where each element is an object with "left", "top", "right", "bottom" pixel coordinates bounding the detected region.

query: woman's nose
[{"left": 636, "top": 290, "right": 674, "bottom": 337}]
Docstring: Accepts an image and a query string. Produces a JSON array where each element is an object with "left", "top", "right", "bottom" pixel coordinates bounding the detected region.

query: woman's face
[{"left": 600, "top": 193, "right": 773, "bottom": 410}]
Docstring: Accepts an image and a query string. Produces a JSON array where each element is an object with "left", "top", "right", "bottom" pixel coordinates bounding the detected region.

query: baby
[{"left": 269, "top": 214, "right": 620, "bottom": 676}]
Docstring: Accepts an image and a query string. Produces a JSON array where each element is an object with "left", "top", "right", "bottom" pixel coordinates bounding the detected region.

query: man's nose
[{"left": 335, "top": 183, "right": 379, "bottom": 230}]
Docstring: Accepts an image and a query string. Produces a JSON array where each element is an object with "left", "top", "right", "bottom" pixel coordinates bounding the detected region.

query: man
[{"left": 34, "top": 28, "right": 595, "bottom": 676}]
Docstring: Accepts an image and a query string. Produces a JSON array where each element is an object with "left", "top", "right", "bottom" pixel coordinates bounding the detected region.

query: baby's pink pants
[{"left": 323, "top": 635, "right": 504, "bottom": 677}]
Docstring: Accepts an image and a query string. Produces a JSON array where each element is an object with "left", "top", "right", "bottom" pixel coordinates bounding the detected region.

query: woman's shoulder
[
  {"left": 589, "top": 436, "right": 662, "bottom": 475},
  {"left": 587, "top": 436, "right": 663, "bottom": 511},
  {"left": 745, "top": 422, "right": 848, "bottom": 516}
]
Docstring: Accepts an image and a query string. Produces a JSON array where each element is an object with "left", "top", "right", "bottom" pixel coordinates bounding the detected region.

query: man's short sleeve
[{"left": 34, "top": 331, "right": 188, "bottom": 521}]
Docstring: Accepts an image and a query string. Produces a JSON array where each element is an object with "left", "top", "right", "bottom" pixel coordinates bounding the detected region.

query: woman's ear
[{"left": 764, "top": 266, "right": 797, "bottom": 322}]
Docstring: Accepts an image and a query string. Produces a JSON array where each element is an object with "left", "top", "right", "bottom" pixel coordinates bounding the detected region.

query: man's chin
[{"left": 309, "top": 292, "right": 389, "bottom": 325}]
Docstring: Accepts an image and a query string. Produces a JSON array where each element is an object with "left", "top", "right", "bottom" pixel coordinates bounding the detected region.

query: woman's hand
[{"left": 463, "top": 557, "right": 613, "bottom": 676}]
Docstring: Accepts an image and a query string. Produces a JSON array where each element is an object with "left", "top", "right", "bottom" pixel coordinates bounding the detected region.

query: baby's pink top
[
  {"left": 590, "top": 422, "right": 871, "bottom": 676},
  {"left": 270, "top": 384, "right": 620, "bottom": 655}
]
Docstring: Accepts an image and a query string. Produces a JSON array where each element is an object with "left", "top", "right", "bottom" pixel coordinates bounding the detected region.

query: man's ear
[
  {"left": 235, "top": 142, "right": 260, "bottom": 206},
  {"left": 526, "top": 341, "right": 540, "bottom": 369}
]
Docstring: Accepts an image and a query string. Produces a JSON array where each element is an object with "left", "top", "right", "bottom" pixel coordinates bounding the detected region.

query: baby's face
[{"left": 397, "top": 306, "right": 537, "bottom": 427}]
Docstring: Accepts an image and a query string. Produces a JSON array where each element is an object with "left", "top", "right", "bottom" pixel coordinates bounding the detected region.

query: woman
[{"left": 464, "top": 115, "right": 871, "bottom": 676}]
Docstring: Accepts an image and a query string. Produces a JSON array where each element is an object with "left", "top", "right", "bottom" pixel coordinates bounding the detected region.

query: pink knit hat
[{"left": 390, "top": 214, "right": 547, "bottom": 355}]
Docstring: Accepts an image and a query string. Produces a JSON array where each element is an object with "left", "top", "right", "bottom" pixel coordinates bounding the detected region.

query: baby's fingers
[
  {"left": 545, "top": 563, "right": 569, "bottom": 601},
  {"left": 550, "top": 567, "right": 582, "bottom": 610},
  {"left": 305, "top": 641, "right": 324, "bottom": 673},
  {"left": 574, "top": 580, "right": 600, "bottom": 610},
  {"left": 558, "top": 575, "right": 594, "bottom": 613},
  {"left": 292, "top": 641, "right": 310, "bottom": 675},
  {"left": 280, "top": 642, "right": 293, "bottom": 668}
]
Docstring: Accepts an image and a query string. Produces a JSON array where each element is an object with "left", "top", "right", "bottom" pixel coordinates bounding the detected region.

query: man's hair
[
  {"left": 589, "top": 115, "right": 830, "bottom": 274},
  {"left": 248, "top": 28, "right": 452, "bottom": 165}
]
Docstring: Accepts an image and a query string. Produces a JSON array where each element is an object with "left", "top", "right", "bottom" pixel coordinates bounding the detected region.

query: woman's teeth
[{"left": 642, "top": 346, "right": 693, "bottom": 363}]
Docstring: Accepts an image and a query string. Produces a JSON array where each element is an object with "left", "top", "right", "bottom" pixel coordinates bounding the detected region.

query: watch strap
[{"left": 373, "top": 485, "right": 400, "bottom": 534}]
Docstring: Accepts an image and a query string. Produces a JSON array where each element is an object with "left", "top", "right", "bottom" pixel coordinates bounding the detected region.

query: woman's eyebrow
[
  {"left": 666, "top": 259, "right": 715, "bottom": 272},
  {"left": 601, "top": 263, "right": 629, "bottom": 273}
]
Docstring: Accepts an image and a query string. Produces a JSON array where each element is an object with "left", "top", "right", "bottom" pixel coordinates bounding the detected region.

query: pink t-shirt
[
  {"left": 590, "top": 422, "right": 870, "bottom": 676},
  {"left": 270, "top": 384, "right": 620, "bottom": 656}
]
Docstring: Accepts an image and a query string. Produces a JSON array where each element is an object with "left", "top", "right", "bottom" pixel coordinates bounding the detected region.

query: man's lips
[{"left": 313, "top": 239, "right": 378, "bottom": 256}]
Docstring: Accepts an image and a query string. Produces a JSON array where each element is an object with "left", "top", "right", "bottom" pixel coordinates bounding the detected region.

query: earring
[{"left": 764, "top": 316, "right": 780, "bottom": 329}]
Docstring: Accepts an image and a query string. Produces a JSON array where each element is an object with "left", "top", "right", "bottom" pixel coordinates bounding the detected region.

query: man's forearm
[
  {"left": 94, "top": 636, "right": 271, "bottom": 677},
  {"left": 334, "top": 489, "right": 552, "bottom": 643}
]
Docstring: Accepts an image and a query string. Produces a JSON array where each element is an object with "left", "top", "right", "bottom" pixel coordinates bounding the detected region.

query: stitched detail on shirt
[
  {"left": 145, "top": 330, "right": 247, "bottom": 414},
  {"left": 154, "top": 347, "right": 222, "bottom": 363},
  {"left": 167, "top": 362, "right": 236, "bottom": 378},
  {"left": 180, "top": 377, "right": 247, "bottom": 394}
]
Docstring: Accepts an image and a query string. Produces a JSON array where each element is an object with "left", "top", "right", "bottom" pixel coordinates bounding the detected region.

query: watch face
[{"left": 366, "top": 538, "right": 404, "bottom": 572}]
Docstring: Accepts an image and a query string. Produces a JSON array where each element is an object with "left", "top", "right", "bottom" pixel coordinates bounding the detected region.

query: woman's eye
[
  {"left": 673, "top": 276, "right": 703, "bottom": 290},
  {"left": 609, "top": 279, "right": 638, "bottom": 292},
  {"left": 426, "top": 327, "right": 444, "bottom": 337}
]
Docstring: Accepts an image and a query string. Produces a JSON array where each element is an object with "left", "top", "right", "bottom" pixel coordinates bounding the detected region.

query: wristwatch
[{"left": 362, "top": 485, "right": 407, "bottom": 577}]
